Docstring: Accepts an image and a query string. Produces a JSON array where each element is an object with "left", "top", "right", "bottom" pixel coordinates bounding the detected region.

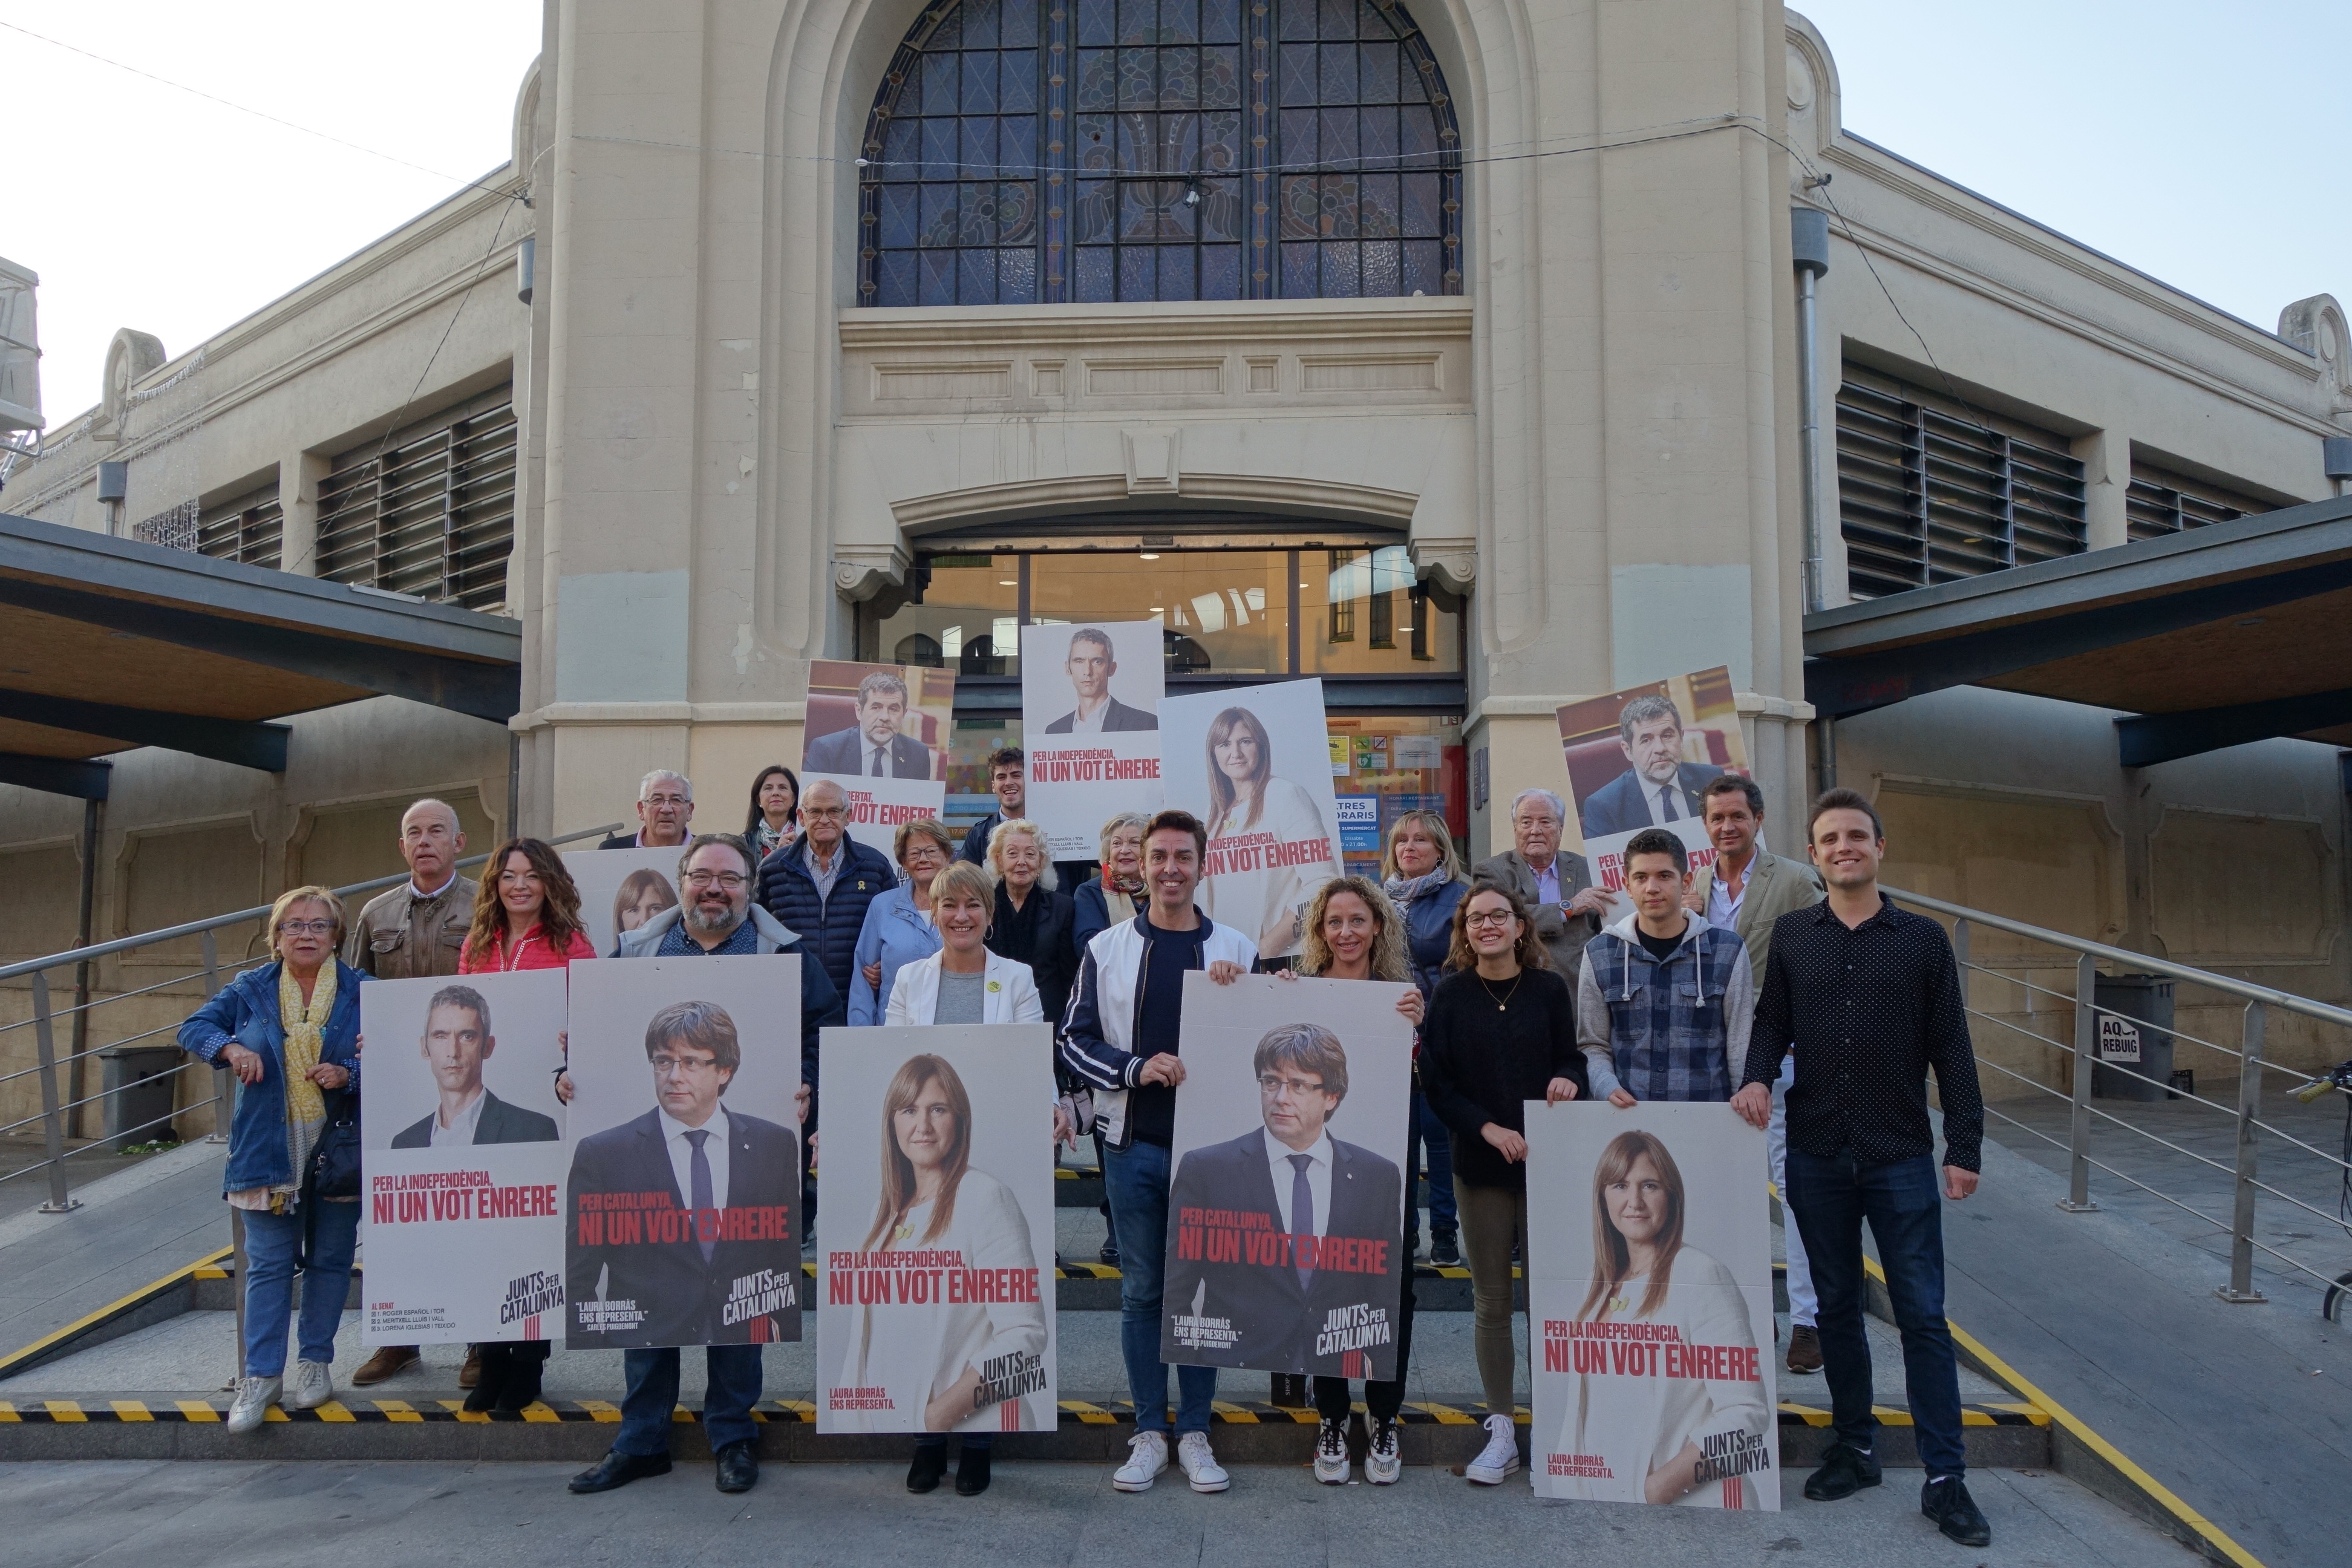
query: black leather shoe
[
  {"left": 492, "top": 1358, "right": 543, "bottom": 1416},
  {"left": 1922, "top": 1477, "right": 1991, "bottom": 1546},
  {"left": 954, "top": 1445, "right": 992, "bottom": 1496},
  {"left": 1099, "top": 1238, "right": 1120, "bottom": 1267},
  {"left": 569, "top": 1449, "right": 671, "bottom": 1494},
  {"left": 714, "top": 1437, "right": 760, "bottom": 1494},
  {"left": 907, "top": 1444, "right": 948, "bottom": 1494},
  {"left": 1802, "top": 1442, "right": 1883, "bottom": 1501}
]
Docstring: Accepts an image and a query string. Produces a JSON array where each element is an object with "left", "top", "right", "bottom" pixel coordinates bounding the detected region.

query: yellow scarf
[{"left": 276, "top": 960, "right": 338, "bottom": 1125}]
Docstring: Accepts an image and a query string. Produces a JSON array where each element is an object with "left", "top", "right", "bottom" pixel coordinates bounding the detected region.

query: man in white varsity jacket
[{"left": 1059, "top": 808, "right": 1255, "bottom": 1497}]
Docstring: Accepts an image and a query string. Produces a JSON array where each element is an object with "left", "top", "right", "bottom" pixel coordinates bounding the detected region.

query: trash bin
[
  {"left": 2091, "top": 974, "right": 2175, "bottom": 1102},
  {"left": 101, "top": 1045, "right": 185, "bottom": 1149}
]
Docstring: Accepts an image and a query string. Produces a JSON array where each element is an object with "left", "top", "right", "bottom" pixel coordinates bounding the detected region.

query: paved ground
[
  {"left": 0, "top": 1457, "right": 2195, "bottom": 1568},
  {"left": 1987, "top": 1084, "right": 2352, "bottom": 1302},
  {"left": 0, "top": 1140, "right": 227, "bottom": 1357},
  {"left": 0, "top": 1135, "right": 177, "bottom": 1224},
  {"left": 1939, "top": 1129, "right": 2351, "bottom": 1568}
]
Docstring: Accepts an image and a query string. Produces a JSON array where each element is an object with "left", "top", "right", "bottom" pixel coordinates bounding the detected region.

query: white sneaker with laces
[
  {"left": 1112, "top": 1430, "right": 1169, "bottom": 1492},
  {"left": 286, "top": 1359, "right": 333, "bottom": 1411},
  {"left": 1313, "top": 1416, "right": 1351, "bottom": 1484},
  {"left": 226, "top": 1375, "right": 281, "bottom": 1435},
  {"left": 1465, "top": 1413, "right": 1520, "bottom": 1485},
  {"left": 1177, "top": 1430, "right": 1231, "bottom": 1492},
  {"left": 1366, "top": 1417, "right": 1403, "bottom": 1485}
]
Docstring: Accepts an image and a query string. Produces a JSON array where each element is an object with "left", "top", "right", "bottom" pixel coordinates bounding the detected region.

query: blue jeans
[
  {"left": 617, "top": 1345, "right": 764, "bottom": 1456},
  {"left": 1784, "top": 1148, "right": 1966, "bottom": 1477},
  {"left": 241, "top": 1200, "right": 358, "bottom": 1378},
  {"left": 1405, "top": 1089, "right": 1456, "bottom": 1240},
  {"left": 1103, "top": 1138, "right": 1216, "bottom": 1434}
]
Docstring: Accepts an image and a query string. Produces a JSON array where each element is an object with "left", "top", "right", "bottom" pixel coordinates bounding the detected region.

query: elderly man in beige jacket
[
  {"left": 1682, "top": 773, "right": 1826, "bottom": 1377},
  {"left": 1472, "top": 788, "right": 1613, "bottom": 979}
]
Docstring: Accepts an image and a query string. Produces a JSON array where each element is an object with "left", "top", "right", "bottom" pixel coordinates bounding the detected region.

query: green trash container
[{"left": 2091, "top": 974, "right": 2175, "bottom": 1102}]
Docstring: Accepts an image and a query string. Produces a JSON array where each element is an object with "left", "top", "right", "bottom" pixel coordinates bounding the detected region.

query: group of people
[{"left": 178, "top": 752, "right": 1991, "bottom": 1547}]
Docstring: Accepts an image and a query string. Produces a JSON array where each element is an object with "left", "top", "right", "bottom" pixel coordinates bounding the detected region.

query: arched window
[{"left": 860, "top": 0, "right": 1462, "bottom": 306}]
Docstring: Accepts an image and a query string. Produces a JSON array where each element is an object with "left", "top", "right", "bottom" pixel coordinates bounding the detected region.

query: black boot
[
  {"left": 907, "top": 1442, "right": 949, "bottom": 1494},
  {"left": 463, "top": 1344, "right": 508, "bottom": 1413},
  {"left": 955, "top": 1443, "right": 993, "bottom": 1496},
  {"left": 493, "top": 1347, "right": 545, "bottom": 1414}
]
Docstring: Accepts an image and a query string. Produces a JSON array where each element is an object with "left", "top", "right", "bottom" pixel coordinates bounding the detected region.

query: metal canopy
[
  {"left": 1803, "top": 492, "right": 2352, "bottom": 766},
  {"left": 0, "top": 510, "right": 520, "bottom": 794}
]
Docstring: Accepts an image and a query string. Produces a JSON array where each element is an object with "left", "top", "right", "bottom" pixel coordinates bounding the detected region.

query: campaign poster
[
  {"left": 1557, "top": 665, "right": 1749, "bottom": 920},
  {"left": 799, "top": 659, "right": 954, "bottom": 857},
  {"left": 1162, "top": 679, "right": 1342, "bottom": 960},
  {"left": 1160, "top": 973, "right": 1414, "bottom": 1379},
  {"left": 564, "top": 846, "right": 683, "bottom": 958},
  {"left": 1525, "top": 1101, "right": 1780, "bottom": 1510},
  {"left": 816, "top": 1024, "right": 1057, "bottom": 1434},
  {"left": 1019, "top": 619, "right": 1163, "bottom": 861},
  {"left": 561, "top": 956, "right": 804, "bottom": 1350},
  {"left": 359, "top": 971, "right": 569, "bottom": 1346}
]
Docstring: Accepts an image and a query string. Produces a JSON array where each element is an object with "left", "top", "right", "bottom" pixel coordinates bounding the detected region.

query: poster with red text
[
  {"left": 816, "top": 1023, "right": 1057, "bottom": 1434},
  {"left": 1160, "top": 973, "right": 1414, "bottom": 1379},
  {"left": 1019, "top": 619, "right": 1163, "bottom": 861},
  {"left": 1557, "top": 666, "right": 1749, "bottom": 922},
  {"left": 360, "top": 971, "right": 569, "bottom": 1346},
  {"left": 562, "top": 956, "right": 804, "bottom": 1350},
  {"left": 1163, "top": 678, "right": 1342, "bottom": 959},
  {"left": 799, "top": 658, "right": 955, "bottom": 857},
  {"left": 1525, "top": 1100, "right": 1780, "bottom": 1509}
]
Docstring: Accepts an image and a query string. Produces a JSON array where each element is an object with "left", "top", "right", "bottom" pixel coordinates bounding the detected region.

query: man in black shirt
[
  {"left": 1734, "top": 788, "right": 1990, "bottom": 1548},
  {"left": 1060, "top": 810, "right": 1255, "bottom": 1495}
]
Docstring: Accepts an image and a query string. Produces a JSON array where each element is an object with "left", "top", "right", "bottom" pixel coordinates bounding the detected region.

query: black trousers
[{"left": 1310, "top": 1263, "right": 1416, "bottom": 1423}]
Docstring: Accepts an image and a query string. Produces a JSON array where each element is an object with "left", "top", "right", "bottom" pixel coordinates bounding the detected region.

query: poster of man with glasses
[
  {"left": 563, "top": 957, "right": 805, "bottom": 1348},
  {"left": 1159, "top": 973, "right": 1414, "bottom": 1379}
]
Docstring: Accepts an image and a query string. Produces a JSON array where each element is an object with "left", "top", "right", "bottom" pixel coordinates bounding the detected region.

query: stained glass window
[{"left": 860, "top": 0, "right": 1460, "bottom": 305}]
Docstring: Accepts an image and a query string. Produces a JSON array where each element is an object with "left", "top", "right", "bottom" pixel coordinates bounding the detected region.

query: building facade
[{"left": 4, "top": 2, "right": 2350, "bottom": 1126}]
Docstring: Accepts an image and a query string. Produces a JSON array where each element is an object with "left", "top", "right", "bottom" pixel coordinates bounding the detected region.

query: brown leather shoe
[
  {"left": 1786, "top": 1324, "right": 1823, "bottom": 1375},
  {"left": 458, "top": 1346, "right": 482, "bottom": 1389},
  {"left": 351, "top": 1345, "right": 419, "bottom": 1386}
]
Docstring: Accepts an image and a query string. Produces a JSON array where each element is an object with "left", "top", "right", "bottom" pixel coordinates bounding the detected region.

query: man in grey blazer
[
  {"left": 1685, "top": 773, "right": 1825, "bottom": 1378},
  {"left": 1472, "top": 788, "right": 1613, "bottom": 979}
]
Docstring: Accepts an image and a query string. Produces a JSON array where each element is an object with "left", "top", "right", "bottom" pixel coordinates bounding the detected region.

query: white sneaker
[
  {"left": 226, "top": 1375, "right": 281, "bottom": 1434},
  {"left": 1465, "top": 1413, "right": 1520, "bottom": 1485},
  {"left": 1366, "top": 1417, "right": 1403, "bottom": 1485},
  {"left": 286, "top": 1359, "right": 333, "bottom": 1411},
  {"left": 1177, "top": 1430, "right": 1230, "bottom": 1492},
  {"left": 1112, "top": 1429, "right": 1169, "bottom": 1492},
  {"left": 1313, "top": 1416, "right": 1351, "bottom": 1484}
]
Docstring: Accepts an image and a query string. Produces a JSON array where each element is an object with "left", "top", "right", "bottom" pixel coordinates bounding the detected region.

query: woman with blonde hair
[
  {"left": 1555, "top": 1128, "right": 1769, "bottom": 1508},
  {"left": 1287, "top": 875, "right": 1425, "bottom": 1486},
  {"left": 1198, "top": 706, "right": 1340, "bottom": 959},
  {"left": 849, "top": 817, "right": 956, "bottom": 1024},
  {"left": 180, "top": 886, "right": 365, "bottom": 1434},
  {"left": 834, "top": 1049, "right": 1054, "bottom": 1498},
  {"left": 1071, "top": 810, "right": 1150, "bottom": 952},
  {"left": 984, "top": 818, "right": 1076, "bottom": 1031},
  {"left": 1382, "top": 807, "right": 1468, "bottom": 1267}
]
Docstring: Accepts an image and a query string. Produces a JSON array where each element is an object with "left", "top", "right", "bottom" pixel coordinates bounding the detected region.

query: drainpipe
[{"left": 1793, "top": 206, "right": 1834, "bottom": 789}]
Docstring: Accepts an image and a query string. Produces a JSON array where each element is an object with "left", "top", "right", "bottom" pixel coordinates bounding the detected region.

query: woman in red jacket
[{"left": 455, "top": 837, "right": 596, "bottom": 1411}]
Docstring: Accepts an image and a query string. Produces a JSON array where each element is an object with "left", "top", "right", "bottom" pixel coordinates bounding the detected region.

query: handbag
[{"left": 307, "top": 1088, "right": 362, "bottom": 1201}]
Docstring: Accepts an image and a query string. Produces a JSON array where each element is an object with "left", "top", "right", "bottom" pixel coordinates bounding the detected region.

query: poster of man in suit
[
  {"left": 1558, "top": 667, "right": 1751, "bottom": 924},
  {"left": 1160, "top": 973, "right": 1414, "bottom": 1380},
  {"left": 360, "top": 971, "right": 569, "bottom": 1346},
  {"left": 1019, "top": 621, "right": 1165, "bottom": 860},
  {"left": 563, "top": 958, "right": 805, "bottom": 1349},
  {"left": 799, "top": 661, "right": 953, "bottom": 857}
]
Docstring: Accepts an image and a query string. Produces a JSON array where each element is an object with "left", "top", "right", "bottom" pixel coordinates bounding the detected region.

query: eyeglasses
[
  {"left": 1463, "top": 909, "right": 1516, "bottom": 927},
  {"left": 802, "top": 806, "right": 847, "bottom": 821},
  {"left": 1258, "top": 1074, "right": 1327, "bottom": 1096},
  {"left": 643, "top": 794, "right": 690, "bottom": 808},
  {"left": 682, "top": 871, "right": 748, "bottom": 890},
  {"left": 652, "top": 1053, "right": 722, "bottom": 1077},
  {"left": 279, "top": 919, "right": 336, "bottom": 937}
]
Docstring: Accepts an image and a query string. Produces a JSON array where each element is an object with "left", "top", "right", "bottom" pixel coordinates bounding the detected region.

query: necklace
[{"left": 1477, "top": 970, "right": 1523, "bottom": 1012}]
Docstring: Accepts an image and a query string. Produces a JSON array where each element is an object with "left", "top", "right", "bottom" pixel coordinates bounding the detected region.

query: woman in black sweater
[{"left": 1417, "top": 878, "right": 1587, "bottom": 1486}]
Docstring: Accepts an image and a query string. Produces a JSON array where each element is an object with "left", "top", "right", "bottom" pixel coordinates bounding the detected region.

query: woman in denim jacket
[{"left": 180, "top": 885, "right": 365, "bottom": 1434}]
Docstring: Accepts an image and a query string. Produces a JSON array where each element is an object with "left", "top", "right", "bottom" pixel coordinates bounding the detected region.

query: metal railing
[
  {"left": 0, "top": 824, "right": 622, "bottom": 1213},
  {"left": 1887, "top": 887, "right": 2352, "bottom": 1305}
]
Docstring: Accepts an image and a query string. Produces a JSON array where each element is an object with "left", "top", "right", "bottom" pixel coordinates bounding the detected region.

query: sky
[{"left": 3, "top": 2, "right": 2347, "bottom": 425}]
